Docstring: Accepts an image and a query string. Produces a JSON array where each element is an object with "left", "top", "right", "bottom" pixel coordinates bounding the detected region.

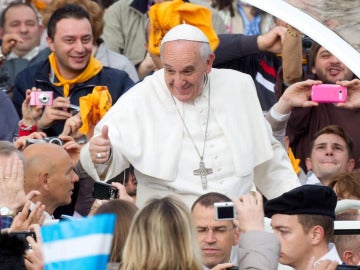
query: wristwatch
[{"left": 0, "top": 206, "right": 16, "bottom": 218}]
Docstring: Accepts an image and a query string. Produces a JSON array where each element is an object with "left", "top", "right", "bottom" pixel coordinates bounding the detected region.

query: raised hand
[
  {"left": 257, "top": 26, "right": 286, "bottom": 54},
  {"left": 336, "top": 79, "right": 360, "bottom": 109},
  {"left": 274, "top": 79, "right": 322, "bottom": 114},
  {"left": 60, "top": 113, "right": 82, "bottom": 138},
  {"left": 1, "top": 33, "right": 23, "bottom": 56},
  {"left": 0, "top": 157, "right": 26, "bottom": 212},
  {"left": 233, "top": 191, "right": 264, "bottom": 232},
  {"left": 37, "top": 96, "right": 72, "bottom": 129},
  {"left": 21, "top": 88, "right": 43, "bottom": 126},
  {"left": 89, "top": 125, "right": 112, "bottom": 164}
]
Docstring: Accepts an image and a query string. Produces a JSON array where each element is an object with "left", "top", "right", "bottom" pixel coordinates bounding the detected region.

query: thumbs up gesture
[{"left": 89, "top": 125, "right": 112, "bottom": 164}]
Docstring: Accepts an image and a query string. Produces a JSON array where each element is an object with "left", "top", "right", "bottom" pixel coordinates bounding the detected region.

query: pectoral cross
[{"left": 193, "top": 161, "right": 213, "bottom": 189}]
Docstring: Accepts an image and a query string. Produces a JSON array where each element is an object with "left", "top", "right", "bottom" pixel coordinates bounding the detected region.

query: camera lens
[
  {"left": 38, "top": 93, "right": 50, "bottom": 104},
  {"left": 48, "top": 138, "right": 63, "bottom": 146}
]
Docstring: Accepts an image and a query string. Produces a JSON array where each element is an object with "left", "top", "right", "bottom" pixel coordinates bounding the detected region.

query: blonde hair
[
  {"left": 94, "top": 200, "right": 138, "bottom": 263},
  {"left": 120, "top": 196, "right": 203, "bottom": 270}
]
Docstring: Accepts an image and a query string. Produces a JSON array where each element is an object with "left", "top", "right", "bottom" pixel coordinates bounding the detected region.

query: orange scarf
[
  {"left": 48, "top": 52, "right": 103, "bottom": 97},
  {"left": 78, "top": 86, "right": 112, "bottom": 135},
  {"left": 288, "top": 147, "right": 301, "bottom": 175},
  {"left": 31, "top": 0, "right": 47, "bottom": 10}
]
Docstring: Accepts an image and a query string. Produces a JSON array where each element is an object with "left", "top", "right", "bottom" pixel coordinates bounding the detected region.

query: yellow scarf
[
  {"left": 288, "top": 147, "right": 301, "bottom": 175},
  {"left": 78, "top": 86, "right": 112, "bottom": 136},
  {"left": 48, "top": 52, "right": 103, "bottom": 97}
]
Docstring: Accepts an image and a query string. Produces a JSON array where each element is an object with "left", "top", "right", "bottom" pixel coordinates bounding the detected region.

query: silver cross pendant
[{"left": 193, "top": 161, "right": 213, "bottom": 189}]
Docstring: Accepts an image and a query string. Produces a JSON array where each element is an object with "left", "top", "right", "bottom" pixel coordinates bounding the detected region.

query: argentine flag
[{"left": 41, "top": 214, "right": 116, "bottom": 270}]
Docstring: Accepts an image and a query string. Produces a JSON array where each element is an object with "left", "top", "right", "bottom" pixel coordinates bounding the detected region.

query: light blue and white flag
[{"left": 41, "top": 214, "right": 116, "bottom": 270}]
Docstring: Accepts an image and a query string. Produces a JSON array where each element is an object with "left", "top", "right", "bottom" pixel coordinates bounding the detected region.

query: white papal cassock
[{"left": 80, "top": 68, "right": 300, "bottom": 207}]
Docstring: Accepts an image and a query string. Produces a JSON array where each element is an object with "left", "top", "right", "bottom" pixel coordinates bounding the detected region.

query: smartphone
[
  {"left": 336, "top": 266, "right": 360, "bottom": 270},
  {"left": 311, "top": 84, "right": 347, "bottom": 103},
  {"left": 214, "top": 202, "right": 236, "bottom": 220},
  {"left": 92, "top": 182, "right": 119, "bottom": 200},
  {"left": 9, "top": 231, "right": 36, "bottom": 249}
]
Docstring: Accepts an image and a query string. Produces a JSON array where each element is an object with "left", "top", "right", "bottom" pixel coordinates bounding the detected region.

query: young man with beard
[{"left": 266, "top": 35, "right": 360, "bottom": 172}]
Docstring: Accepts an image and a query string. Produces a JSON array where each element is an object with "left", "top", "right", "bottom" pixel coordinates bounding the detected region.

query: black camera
[
  {"left": 8, "top": 231, "right": 36, "bottom": 250},
  {"left": 92, "top": 182, "right": 119, "bottom": 200},
  {"left": 336, "top": 266, "right": 360, "bottom": 270},
  {"left": 26, "top": 137, "right": 64, "bottom": 146}
]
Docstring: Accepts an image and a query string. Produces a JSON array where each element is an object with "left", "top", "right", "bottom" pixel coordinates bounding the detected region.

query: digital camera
[
  {"left": 26, "top": 137, "right": 64, "bottom": 146},
  {"left": 214, "top": 202, "right": 236, "bottom": 220},
  {"left": 29, "top": 91, "right": 53, "bottom": 106}
]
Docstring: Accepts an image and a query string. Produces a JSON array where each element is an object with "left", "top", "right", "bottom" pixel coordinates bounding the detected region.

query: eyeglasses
[{"left": 196, "top": 226, "right": 235, "bottom": 235}]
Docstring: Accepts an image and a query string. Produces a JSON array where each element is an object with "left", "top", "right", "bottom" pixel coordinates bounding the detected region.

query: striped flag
[{"left": 41, "top": 214, "right": 116, "bottom": 270}]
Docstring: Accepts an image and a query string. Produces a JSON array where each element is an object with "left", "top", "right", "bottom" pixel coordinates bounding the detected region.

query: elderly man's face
[
  {"left": 192, "top": 204, "right": 239, "bottom": 268},
  {"left": 161, "top": 40, "right": 214, "bottom": 102},
  {"left": 311, "top": 47, "right": 353, "bottom": 83},
  {"left": 1, "top": 5, "right": 43, "bottom": 56}
]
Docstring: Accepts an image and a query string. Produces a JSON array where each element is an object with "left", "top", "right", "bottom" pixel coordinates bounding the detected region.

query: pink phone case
[{"left": 311, "top": 84, "right": 347, "bottom": 103}]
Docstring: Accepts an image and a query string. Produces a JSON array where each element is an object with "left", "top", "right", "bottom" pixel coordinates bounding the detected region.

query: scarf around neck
[{"left": 48, "top": 52, "right": 103, "bottom": 97}]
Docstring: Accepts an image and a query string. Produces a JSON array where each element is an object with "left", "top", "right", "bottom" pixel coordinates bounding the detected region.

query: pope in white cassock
[{"left": 80, "top": 24, "right": 300, "bottom": 207}]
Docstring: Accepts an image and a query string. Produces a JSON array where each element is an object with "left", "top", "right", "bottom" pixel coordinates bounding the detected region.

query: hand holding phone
[
  {"left": 9, "top": 231, "right": 36, "bottom": 250},
  {"left": 311, "top": 84, "right": 347, "bottom": 103},
  {"left": 92, "top": 182, "right": 119, "bottom": 200}
]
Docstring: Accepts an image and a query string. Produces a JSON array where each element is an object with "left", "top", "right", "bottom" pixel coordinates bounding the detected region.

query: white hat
[{"left": 161, "top": 24, "right": 210, "bottom": 46}]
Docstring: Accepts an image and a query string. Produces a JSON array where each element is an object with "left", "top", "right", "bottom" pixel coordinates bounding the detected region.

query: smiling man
[
  {"left": 80, "top": 23, "right": 299, "bottom": 207},
  {"left": 12, "top": 4, "right": 134, "bottom": 136},
  {"left": 23, "top": 143, "right": 79, "bottom": 221},
  {"left": 266, "top": 31, "right": 360, "bottom": 172}
]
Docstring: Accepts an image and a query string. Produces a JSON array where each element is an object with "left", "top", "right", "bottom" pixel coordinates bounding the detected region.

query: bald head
[
  {"left": 23, "top": 143, "right": 65, "bottom": 182},
  {"left": 23, "top": 143, "right": 79, "bottom": 214}
]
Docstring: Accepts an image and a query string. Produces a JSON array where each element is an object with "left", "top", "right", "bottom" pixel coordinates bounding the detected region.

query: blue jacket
[
  {"left": 13, "top": 59, "right": 134, "bottom": 136},
  {"left": 0, "top": 90, "right": 19, "bottom": 141}
]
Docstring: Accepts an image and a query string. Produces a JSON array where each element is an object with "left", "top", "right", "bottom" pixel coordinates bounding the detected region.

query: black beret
[{"left": 264, "top": 185, "right": 337, "bottom": 220}]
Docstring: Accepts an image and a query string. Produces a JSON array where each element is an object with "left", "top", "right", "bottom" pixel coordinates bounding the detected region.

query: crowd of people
[{"left": 1, "top": 0, "right": 360, "bottom": 270}]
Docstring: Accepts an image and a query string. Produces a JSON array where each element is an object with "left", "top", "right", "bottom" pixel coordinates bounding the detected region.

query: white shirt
[{"left": 316, "top": 243, "right": 342, "bottom": 264}]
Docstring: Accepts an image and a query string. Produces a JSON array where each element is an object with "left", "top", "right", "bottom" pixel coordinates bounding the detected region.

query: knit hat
[
  {"left": 264, "top": 185, "right": 337, "bottom": 220},
  {"left": 148, "top": 0, "right": 219, "bottom": 55}
]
